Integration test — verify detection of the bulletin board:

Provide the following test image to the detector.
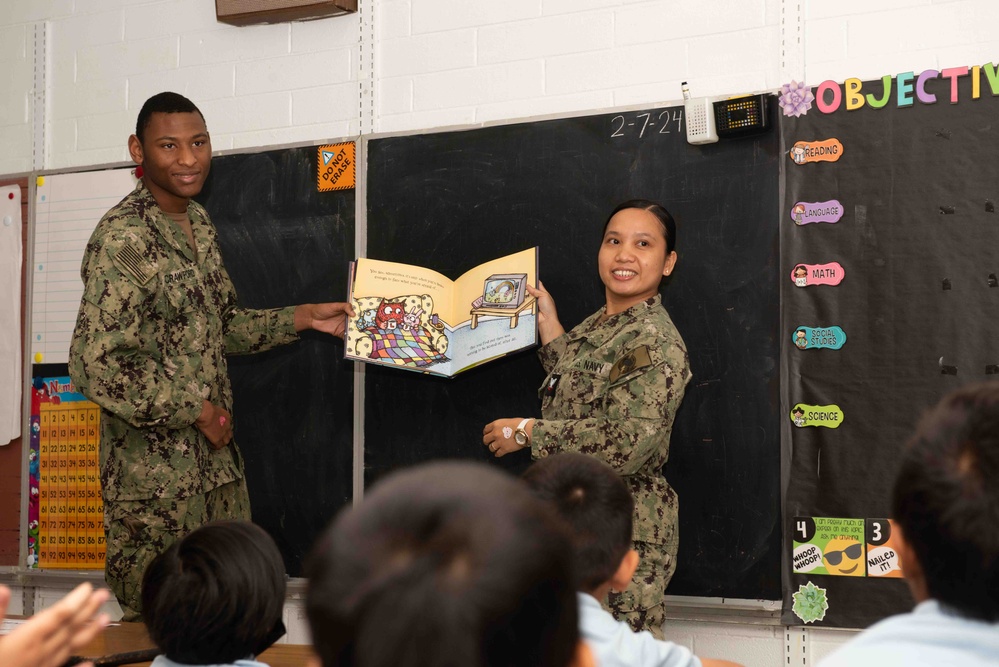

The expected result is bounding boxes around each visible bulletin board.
[780,70,999,627]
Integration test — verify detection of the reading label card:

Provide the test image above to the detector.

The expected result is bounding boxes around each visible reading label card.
[789,138,844,164]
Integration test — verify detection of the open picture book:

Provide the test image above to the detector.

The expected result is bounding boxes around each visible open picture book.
[345,247,538,377]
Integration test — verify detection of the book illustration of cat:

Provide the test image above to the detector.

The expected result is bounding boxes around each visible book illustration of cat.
[374,299,406,330]
[349,295,449,368]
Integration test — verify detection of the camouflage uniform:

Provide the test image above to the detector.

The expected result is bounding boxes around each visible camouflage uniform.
[531,295,691,638]
[69,181,299,619]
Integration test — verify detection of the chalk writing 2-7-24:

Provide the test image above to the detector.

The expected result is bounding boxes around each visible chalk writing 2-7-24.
[611,109,684,139]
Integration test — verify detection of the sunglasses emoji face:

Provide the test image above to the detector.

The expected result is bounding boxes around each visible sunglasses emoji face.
[823,537,865,576]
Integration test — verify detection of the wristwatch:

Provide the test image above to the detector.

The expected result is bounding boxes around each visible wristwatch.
[514,418,532,446]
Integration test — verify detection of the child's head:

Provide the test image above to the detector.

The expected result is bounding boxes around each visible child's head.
[142,520,286,664]
[893,381,999,621]
[523,452,636,594]
[305,461,583,667]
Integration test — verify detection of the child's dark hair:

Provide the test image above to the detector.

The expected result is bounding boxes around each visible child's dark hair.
[305,461,580,667]
[523,452,634,592]
[603,199,677,254]
[141,520,286,664]
[135,91,205,143]
[892,381,999,621]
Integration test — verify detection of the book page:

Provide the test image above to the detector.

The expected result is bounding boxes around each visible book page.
[349,258,454,318]
[453,247,538,327]
[449,247,538,374]
[345,258,457,376]
[447,321,537,375]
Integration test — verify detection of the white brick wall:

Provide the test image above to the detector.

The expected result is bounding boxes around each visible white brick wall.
[4,0,74,25]
[477,12,614,64]
[379,29,477,78]
[3,0,998,171]
[0,0,362,171]
[411,0,541,33]
[804,0,999,84]
[0,23,31,175]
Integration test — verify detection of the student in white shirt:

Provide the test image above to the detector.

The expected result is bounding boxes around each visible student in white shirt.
[820,382,999,667]
[141,521,287,667]
[304,462,596,667]
[524,452,742,667]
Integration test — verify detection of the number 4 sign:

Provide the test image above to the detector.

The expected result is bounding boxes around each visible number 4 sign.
[317,142,356,192]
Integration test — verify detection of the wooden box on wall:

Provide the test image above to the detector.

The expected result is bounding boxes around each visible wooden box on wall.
[216,0,357,26]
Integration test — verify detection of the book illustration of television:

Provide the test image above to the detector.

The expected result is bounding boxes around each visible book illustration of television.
[472,273,527,309]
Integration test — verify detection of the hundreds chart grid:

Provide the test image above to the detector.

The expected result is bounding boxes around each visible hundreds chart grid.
[32,170,136,364]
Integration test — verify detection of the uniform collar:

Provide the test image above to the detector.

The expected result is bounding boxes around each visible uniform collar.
[567,295,662,348]
[133,179,213,263]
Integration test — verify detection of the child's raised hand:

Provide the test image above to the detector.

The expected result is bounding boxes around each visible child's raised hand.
[0,582,110,667]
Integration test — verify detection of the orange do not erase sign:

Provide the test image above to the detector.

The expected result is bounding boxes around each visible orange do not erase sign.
[317,142,356,191]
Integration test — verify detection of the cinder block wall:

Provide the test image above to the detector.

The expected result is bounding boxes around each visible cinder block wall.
[2,1,997,174]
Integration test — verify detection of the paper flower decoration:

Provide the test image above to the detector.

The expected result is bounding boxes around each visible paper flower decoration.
[779,81,815,118]
[792,581,829,623]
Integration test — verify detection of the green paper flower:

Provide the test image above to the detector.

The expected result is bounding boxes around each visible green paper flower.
[792,581,829,623]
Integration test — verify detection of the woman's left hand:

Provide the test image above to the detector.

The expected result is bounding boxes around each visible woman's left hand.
[482,418,528,457]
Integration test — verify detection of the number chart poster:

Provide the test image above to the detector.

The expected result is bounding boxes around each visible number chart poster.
[27,377,104,570]
[780,67,999,627]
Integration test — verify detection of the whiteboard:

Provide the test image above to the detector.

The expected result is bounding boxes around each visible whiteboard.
[31,169,136,365]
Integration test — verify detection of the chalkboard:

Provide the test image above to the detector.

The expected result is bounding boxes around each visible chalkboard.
[365,104,782,600]
[781,76,999,627]
[196,145,355,577]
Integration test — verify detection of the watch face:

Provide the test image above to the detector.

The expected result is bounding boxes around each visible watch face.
[515,430,528,445]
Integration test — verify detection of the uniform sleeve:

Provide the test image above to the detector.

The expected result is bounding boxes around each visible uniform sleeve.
[210,246,299,355]
[537,332,569,374]
[68,242,204,429]
[531,341,690,476]
[222,303,298,355]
